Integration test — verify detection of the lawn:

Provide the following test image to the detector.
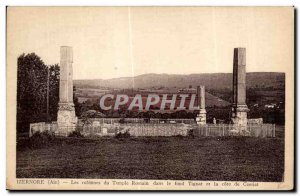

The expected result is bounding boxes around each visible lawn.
[16,134,284,182]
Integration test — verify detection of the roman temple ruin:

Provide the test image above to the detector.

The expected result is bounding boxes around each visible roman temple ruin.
[29,46,275,138]
[56,46,78,136]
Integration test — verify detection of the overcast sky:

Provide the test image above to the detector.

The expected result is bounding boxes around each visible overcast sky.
[7,7,293,79]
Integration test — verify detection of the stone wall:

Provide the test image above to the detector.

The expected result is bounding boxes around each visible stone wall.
[29,120,275,138]
[248,118,263,125]
[193,124,275,137]
[81,123,190,137]
[29,122,57,137]
[83,118,195,124]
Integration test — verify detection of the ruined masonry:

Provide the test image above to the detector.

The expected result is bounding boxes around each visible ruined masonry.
[231,48,249,127]
[56,46,78,136]
[28,46,275,138]
[196,85,206,125]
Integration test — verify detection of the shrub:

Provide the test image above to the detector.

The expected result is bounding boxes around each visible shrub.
[119,118,125,124]
[29,131,55,148]
[188,129,195,138]
[68,130,84,138]
[174,134,184,138]
[115,130,131,139]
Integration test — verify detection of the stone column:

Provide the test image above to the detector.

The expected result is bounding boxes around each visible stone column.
[196,85,206,125]
[57,46,77,136]
[231,48,249,127]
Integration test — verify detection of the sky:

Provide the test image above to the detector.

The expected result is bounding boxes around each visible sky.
[7,7,294,79]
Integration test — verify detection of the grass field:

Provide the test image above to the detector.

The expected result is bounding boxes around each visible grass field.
[17,133,284,182]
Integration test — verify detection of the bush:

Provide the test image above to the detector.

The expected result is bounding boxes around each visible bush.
[174,134,184,138]
[119,118,125,124]
[29,131,55,148]
[115,130,131,139]
[188,129,195,138]
[68,130,84,138]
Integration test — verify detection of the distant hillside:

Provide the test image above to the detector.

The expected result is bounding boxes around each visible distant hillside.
[74,72,285,90]
[205,92,231,107]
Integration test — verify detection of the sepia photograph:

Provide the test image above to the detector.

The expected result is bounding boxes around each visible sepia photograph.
[6,6,294,190]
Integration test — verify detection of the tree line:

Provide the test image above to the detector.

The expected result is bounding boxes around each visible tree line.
[17,53,60,133]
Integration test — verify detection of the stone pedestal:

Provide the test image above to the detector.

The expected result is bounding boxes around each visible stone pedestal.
[196,86,206,125]
[56,46,78,136]
[231,105,249,126]
[56,103,77,136]
[231,48,249,128]
[196,109,207,125]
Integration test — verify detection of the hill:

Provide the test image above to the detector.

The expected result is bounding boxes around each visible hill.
[74,72,285,90]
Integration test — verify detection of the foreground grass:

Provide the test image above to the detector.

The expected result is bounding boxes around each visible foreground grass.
[16,136,284,181]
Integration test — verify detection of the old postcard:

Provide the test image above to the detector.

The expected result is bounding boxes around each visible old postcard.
[6,6,294,190]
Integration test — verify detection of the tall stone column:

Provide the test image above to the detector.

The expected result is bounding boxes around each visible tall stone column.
[196,85,206,125]
[57,46,77,136]
[231,48,249,127]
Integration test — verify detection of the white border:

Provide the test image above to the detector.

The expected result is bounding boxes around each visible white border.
[1,0,298,195]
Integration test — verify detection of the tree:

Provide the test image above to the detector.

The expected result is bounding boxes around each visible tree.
[48,64,60,121]
[17,53,60,133]
[17,53,47,132]
[73,86,82,117]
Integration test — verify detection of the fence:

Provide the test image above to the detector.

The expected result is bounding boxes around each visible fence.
[76,123,189,137]
[87,118,144,124]
[192,124,276,137]
[29,121,275,138]
[29,122,76,137]
[149,118,195,124]
[81,118,196,124]
[29,122,57,137]
[119,123,189,137]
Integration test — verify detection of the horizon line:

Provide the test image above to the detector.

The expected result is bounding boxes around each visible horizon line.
[73,71,285,81]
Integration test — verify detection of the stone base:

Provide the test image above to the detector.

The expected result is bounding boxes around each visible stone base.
[56,103,77,136]
[196,109,206,125]
[231,104,249,131]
